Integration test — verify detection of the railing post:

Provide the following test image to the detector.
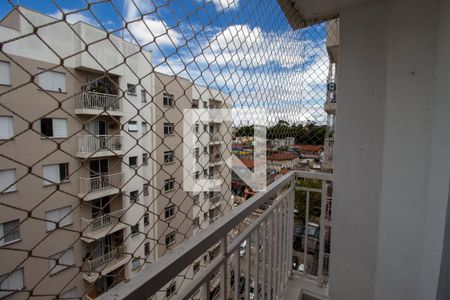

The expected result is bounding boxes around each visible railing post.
[255,225,260,300]
[244,236,250,300]
[317,180,327,287]
[304,191,310,275]
[220,237,227,300]
[261,219,267,300]
[234,248,240,300]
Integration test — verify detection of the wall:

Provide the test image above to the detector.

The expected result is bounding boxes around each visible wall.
[331,0,450,299]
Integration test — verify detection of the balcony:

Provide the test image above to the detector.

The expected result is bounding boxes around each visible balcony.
[75,91,123,116]
[82,246,128,283]
[321,137,334,170]
[81,209,127,242]
[79,173,123,201]
[97,171,332,300]
[209,152,223,164]
[210,132,223,144]
[77,135,124,158]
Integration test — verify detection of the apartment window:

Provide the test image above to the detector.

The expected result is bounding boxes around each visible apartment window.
[166,282,176,298]
[193,123,199,134]
[203,124,207,132]
[49,247,74,275]
[0,219,21,246]
[0,169,16,193]
[193,217,199,229]
[127,83,137,95]
[131,224,139,236]
[37,68,66,92]
[164,205,175,220]
[0,116,13,139]
[128,121,138,132]
[164,151,174,164]
[193,194,199,205]
[43,163,69,185]
[164,179,175,192]
[193,261,200,274]
[143,212,149,226]
[204,212,208,220]
[193,171,200,180]
[129,156,138,168]
[163,93,174,107]
[203,101,207,108]
[194,148,199,159]
[141,89,147,103]
[192,99,199,108]
[203,146,208,154]
[40,118,68,138]
[203,169,208,177]
[0,268,24,298]
[165,231,176,246]
[141,122,148,134]
[143,183,149,196]
[0,61,11,86]
[45,206,72,231]
[60,287,77,299]
[130,190,139,203]
[164,123,174,136]
[142,153,149,165]
[144,242,150,256]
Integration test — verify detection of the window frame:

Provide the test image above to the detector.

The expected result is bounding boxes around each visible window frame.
[45,206,73,232]
[129,156,138,168]
[0,268,24,298]
[141,89,147,103]
[128,121,138,132]
[0,169,17,193]
[0,116,14,140]
[163,123,174,136]
[40,118,68,138]
[0,60,11,86]
[164,151,174,164]
[130,190,139,203]
[42,163,69,186]
[164,205,176,220]
[165,231,176,246]
[36,68,66,93]
[143,212,149,226]
[142,153,149,166]
[127,83,137,95]
[164,178,175,192]
[143,183,149,196]
[131,223,139,236]
[0,219,21,246]
[163,93,174,107]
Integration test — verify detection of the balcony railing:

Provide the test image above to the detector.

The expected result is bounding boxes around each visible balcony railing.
[75,91,122,113]
[84,245,125,272]
[82,209,125,234]
[97,171,333,300]
[79,173,123,196]
[77,135,123,156]
[209,152,222,163]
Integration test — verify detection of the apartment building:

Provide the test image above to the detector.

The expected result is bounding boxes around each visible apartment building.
[152,73,233,298]
[0,6,234,299]
[0,6,153,299]
[321,19,338,172]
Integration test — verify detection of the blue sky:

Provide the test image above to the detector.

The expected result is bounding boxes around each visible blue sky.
[0,0,328,125]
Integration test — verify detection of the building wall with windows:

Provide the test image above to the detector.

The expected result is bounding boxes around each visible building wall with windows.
[0,6,153,299]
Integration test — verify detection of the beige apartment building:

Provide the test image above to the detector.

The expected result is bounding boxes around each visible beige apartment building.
[0,6,232,300]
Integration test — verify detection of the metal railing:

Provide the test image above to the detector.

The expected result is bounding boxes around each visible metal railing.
[75,91,122,112]
[77,135,123,154]
[84,245,125,272]
[97,171,332,300]
[81,209,125,234]
[79,173,123,195]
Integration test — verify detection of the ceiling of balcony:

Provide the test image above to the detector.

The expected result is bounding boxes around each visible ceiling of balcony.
[278,0,377,29]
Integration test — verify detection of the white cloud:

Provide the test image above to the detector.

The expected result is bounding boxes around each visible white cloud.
[49,10,98,26]
[205,0,240,11]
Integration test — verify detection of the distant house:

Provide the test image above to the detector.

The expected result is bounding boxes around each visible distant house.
[291,144,322,159]
[267,151,300,170]
[231,158,265,198]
